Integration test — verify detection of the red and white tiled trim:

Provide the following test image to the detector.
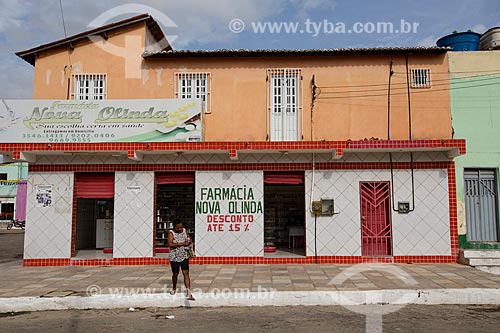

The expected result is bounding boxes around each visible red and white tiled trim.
[23,255,457,267]
[1,139,466,162]
[23,158,459,266]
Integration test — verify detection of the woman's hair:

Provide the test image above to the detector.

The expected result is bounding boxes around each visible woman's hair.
[173,218,182,227]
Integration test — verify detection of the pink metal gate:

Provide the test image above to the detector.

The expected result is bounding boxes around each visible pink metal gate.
[360,182,393,257]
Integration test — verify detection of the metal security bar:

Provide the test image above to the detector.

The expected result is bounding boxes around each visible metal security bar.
[71,74,107,100]
[465,169,499,242]
[268,68,301,141]
[174,72,211,113]
[360,181,393,257]
[410,68,431,88]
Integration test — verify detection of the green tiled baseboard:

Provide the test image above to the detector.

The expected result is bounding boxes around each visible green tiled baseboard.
[459,234,500,249]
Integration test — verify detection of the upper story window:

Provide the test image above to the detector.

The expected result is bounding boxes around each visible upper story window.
[410,68,431,88]
[174,72,211,113]
[71,74,107,100]
[268,68,302,141]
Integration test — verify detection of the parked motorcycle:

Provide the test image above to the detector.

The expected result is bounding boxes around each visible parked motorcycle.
[7,219,25,230]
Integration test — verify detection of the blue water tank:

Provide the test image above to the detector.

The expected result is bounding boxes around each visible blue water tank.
[436,32,481,51]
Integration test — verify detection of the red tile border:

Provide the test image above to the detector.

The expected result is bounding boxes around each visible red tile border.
[1,139,466,158]
[447,162,459,261]
[71,178,77,258]
[29,162,453,173]
[23,255,456,267]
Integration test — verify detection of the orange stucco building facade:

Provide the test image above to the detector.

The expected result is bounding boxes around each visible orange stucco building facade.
[5,14,465,266]
[30,20,452,142]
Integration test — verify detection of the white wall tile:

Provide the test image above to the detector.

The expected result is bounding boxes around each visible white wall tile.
[24,172,73,259]
[305,169,451,257]
[113,172,154,258]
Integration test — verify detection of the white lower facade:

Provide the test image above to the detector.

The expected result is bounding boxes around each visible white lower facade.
[22,152,455,264]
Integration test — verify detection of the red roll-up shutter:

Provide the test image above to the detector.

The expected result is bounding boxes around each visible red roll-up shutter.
[156,172,195,185]
[75,173,115,198]
[264,171,304,185]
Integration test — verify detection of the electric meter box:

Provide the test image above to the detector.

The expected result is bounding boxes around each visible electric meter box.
[312,201,322,215]
[398,201,410,214]
[312,199,335,216]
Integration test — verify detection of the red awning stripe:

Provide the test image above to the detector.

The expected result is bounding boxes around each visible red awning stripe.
[156,172,195,185]
[264,171,304,185]
[75,173,115,198]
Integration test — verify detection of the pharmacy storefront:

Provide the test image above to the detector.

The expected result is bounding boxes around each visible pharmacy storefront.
[0,99,465,266]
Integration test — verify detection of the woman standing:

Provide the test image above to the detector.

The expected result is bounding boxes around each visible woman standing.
[167,219,195,300]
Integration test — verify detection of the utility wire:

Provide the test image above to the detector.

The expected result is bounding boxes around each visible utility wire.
[319,71,500,93]
[316,80,500,99]
[59,0,72,98]
[59,0,68,38]
[318,75,500,95]
[315,100,500,109]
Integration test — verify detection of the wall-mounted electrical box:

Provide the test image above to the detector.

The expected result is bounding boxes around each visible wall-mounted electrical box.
[398,201,410,214]
[312,201,322,215]
[312,199,335,216]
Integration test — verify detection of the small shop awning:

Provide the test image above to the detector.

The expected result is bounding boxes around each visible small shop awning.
[75,173,115,198]
[156,172,195,185]
[264,171,304,185]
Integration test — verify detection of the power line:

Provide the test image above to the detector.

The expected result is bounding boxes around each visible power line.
[318,75,500,95]
[393,69,500,75]
[317,70,500,90]
[316,80,500,99]
[315,100,500,109]
[59,0,68,38]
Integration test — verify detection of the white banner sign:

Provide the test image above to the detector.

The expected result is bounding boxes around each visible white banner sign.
[195,171,264,257]
[0,98,202,143]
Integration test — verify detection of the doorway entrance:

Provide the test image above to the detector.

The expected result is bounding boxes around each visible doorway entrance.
[0,201,14,221]
[465,169,499,242]
[264,171,305,257]
[155,172,195,256]
[74,173,114,258]
[360,181,393,257]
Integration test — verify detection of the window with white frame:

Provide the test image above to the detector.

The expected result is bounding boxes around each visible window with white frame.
[268,68,301,141]
[175,72,211,113]
[72,74,107,100]
[410,68,431,88]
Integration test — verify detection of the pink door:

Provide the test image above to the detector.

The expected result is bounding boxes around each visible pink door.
[360,182,392,257]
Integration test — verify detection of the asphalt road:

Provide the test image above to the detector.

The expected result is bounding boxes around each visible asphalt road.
[0,229,24,264]
[1,305,500,333]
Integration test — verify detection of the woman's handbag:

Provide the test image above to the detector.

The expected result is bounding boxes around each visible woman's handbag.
[186,245,196,259]
[186,234,195,258]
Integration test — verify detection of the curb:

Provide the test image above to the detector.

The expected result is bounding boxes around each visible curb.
[1,288,500,313]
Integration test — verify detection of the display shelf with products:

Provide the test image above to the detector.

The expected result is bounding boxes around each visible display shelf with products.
[264,185,305,247]
[155,185,195,249]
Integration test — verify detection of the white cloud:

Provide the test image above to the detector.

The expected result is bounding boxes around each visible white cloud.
[0,0,26,33]
[0,0,497,99]
[417,35,437,47]
[471,24,486,34]
[0,0,292,98]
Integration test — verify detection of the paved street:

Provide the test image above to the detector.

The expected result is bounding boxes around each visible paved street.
[1,305,500,332]
[0,230,24,264]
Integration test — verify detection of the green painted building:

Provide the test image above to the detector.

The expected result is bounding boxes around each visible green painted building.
[449,51,500,249]
[0,162,28,220]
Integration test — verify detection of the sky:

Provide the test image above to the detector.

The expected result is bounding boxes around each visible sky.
[0,0,499,99]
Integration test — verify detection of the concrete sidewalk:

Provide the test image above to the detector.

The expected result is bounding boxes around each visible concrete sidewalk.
[0,260,499,312]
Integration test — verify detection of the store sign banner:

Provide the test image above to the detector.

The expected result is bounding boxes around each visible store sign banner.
[0,98,202,143]
[0,180,23,186]
[195,171,264,257]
